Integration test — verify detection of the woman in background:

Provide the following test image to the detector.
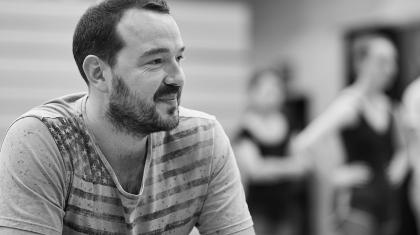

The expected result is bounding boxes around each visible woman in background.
[295,34,406,235]
[401,78,420,234]
[234,65,308,235]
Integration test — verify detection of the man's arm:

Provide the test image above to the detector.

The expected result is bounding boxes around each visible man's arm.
[0,117,66,234]
[196,120,254,235]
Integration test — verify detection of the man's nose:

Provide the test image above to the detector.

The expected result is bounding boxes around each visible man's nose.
[164,61,185,87]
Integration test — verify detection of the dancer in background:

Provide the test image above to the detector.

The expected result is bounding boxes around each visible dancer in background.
[295,34,406,235]
[234,65,308,235]
[401,78,420,234]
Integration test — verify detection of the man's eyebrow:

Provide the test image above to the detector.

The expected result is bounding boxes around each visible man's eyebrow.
[141,48,170,57]
[140,46,185,58]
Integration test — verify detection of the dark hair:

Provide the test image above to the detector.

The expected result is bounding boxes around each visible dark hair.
[72,0,170,84]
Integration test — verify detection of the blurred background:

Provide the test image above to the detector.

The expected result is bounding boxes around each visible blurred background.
[3,0,420,235]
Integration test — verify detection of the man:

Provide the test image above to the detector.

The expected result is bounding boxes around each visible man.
[0,0,254,234]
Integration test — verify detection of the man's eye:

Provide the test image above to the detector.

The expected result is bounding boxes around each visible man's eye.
[150,59,163,65]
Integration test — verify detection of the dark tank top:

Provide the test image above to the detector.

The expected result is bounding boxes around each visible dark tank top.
[237,116,303,221]
[340,112,398,222]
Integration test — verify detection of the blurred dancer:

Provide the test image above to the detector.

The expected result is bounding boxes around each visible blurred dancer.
[295,34,403,235]
[402,78,420,232]
[234,65,307,235]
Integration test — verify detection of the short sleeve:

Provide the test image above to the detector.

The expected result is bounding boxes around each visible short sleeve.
[196,120,253,235]
[0,117,67,234]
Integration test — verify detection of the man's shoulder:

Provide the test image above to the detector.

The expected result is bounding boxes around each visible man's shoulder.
[176,107,219,132]
[179,107,216,121]
[176,107,218,129]
[154,107,218,146]
[7,93,87,147]
[21,92,86,120]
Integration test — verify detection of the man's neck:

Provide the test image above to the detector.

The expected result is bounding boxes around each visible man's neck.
[85,96,148,158]
[84,96,149,193]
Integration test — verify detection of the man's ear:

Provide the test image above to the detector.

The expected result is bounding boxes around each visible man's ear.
[82,55,111,92]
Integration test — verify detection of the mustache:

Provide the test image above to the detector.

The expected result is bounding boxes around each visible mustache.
[154,84,182,99]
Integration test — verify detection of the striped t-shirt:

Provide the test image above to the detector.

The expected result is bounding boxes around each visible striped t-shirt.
[0,93,252,234]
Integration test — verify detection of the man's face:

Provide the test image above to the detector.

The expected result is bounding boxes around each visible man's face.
[105,9,185,136]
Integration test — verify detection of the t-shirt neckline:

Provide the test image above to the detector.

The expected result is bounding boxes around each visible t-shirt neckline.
[79,95,153,200]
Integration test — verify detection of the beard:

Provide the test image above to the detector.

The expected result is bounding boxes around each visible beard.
[105,75,181,137]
